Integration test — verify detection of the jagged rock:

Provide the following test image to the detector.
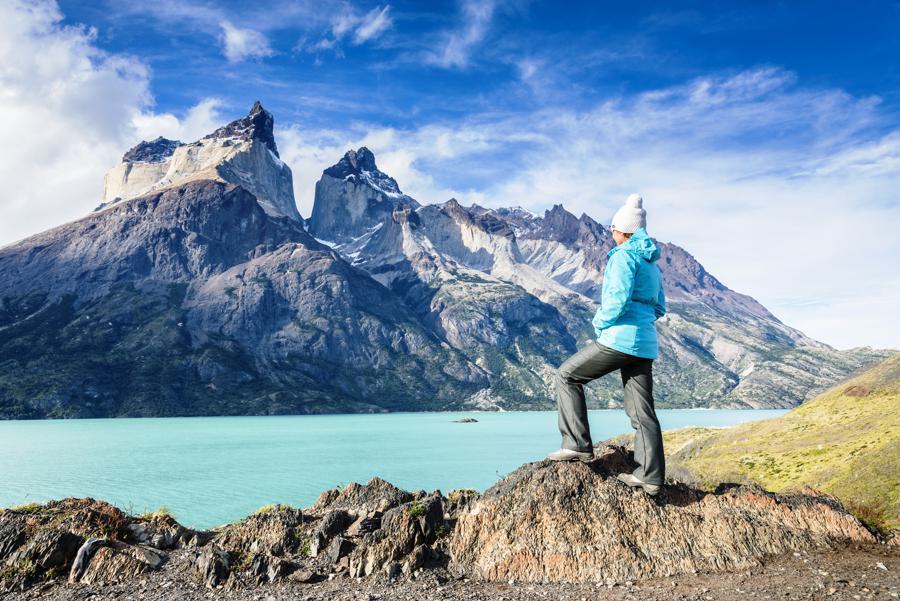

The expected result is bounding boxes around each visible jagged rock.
[215,505,303,556]
[78,544,151,585]
[193,547,230,588]
[32,498,128,540]
[415,494,445,542]
[0,513,27,560]
[309,146,419,245]
[402,544,428,575]
[121,136,184,163]
[5,529,83,583]
[324,477,414,514]
[445,489,481,519]
[247,553,293,584]
[326,536,354,564]
[348,502,424,578]
[309,509,354,556]
[345,512,382,537]
[449,447,877,583]
[307,489,341,513]
[68,537,106,582]
[103,102,300,221]
[125,513,186,549]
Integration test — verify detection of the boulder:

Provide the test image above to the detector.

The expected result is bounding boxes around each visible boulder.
[247,553,293,584]
[348,502,423,578]
[68,537,106,582]
[125,513,187,549]
[402,544,428,575]
[415,494,444,542]
[345,511,382,537]
[326,535,354,563]
[193,547,230,588]
[215,505,302,556]
[449,446,877,583]
[78,545,149,584]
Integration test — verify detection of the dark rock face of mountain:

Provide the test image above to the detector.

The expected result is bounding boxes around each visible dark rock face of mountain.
[0,105,890,418]
[308,147,419,246]
[209,100,280,157]
[121,137,184,163]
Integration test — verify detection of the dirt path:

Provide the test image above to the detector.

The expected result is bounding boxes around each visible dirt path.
[10,543,897,601]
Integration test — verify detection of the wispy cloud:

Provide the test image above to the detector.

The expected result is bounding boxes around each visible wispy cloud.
[219,20,274,63]
[353,5,392,44]
[299,3,393,57]
[424,0,498,68]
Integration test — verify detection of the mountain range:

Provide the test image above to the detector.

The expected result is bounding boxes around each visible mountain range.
[0,102,889,418]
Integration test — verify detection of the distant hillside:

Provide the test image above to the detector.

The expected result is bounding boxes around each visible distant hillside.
[660,353,900,532]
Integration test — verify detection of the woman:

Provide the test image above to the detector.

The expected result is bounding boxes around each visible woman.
[545,193,666,496]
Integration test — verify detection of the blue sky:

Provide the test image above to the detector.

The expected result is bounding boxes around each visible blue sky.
[1,0,899,349]
[60,1,900,127]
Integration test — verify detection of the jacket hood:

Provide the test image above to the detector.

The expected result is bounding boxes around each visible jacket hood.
[609,227,660,262]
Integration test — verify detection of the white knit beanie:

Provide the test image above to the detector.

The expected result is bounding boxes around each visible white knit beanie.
[610,193,646,234]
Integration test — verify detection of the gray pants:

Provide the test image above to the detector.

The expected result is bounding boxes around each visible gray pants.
[553,341,665,485]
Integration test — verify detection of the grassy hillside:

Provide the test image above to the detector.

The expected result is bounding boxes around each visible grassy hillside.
[659,353,900,532]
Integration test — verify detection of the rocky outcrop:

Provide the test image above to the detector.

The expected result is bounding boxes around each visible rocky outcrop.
[448,445,876,583]
[0,451,883,594]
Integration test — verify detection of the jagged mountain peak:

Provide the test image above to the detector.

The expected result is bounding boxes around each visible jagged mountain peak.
[322,146,409,200]
[310,146,420,244]
[101,101,300,222]
[121,136,184,164]
[206,100,279,157]
[324,147,380,177]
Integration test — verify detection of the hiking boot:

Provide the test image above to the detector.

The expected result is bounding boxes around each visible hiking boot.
[616,472,662,496]
[545,448,594,462]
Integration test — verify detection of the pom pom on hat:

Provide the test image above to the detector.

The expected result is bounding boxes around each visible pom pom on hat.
[611,193,647,234]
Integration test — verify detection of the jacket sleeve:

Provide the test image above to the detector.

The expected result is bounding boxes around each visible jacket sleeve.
[654,277,666,320]
[592,251,638,334]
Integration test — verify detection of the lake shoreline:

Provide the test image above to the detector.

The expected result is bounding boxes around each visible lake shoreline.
[0,410,787,529]
[2,444,895,598]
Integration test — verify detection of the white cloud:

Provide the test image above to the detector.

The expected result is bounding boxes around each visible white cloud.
[0,0,222,248]
[425,0,498,68]
[219,20,274,63]
[353,5,392,44]
[131,98,224,142]
[302,3,392,55]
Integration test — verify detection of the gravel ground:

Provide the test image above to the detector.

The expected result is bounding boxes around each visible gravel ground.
[6,543,897,601]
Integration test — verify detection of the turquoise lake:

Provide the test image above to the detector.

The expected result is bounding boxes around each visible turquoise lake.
[0,410,786,529]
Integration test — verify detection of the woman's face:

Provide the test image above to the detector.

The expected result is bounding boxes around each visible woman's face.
[612,228,629,246]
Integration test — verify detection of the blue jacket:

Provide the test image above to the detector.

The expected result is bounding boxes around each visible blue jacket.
[592,228,666,359]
